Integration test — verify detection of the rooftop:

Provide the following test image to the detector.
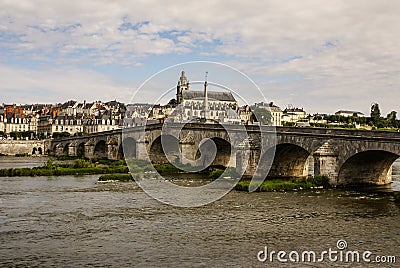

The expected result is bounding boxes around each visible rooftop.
[182,90,236,102]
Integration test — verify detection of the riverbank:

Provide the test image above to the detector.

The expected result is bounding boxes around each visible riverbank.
[0,158,195,179]
[0,158,128,177]
[95,165,236,182]
[234,176,331,192]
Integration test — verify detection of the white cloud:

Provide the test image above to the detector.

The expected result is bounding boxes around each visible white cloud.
[0,64,134,104]
[0,0,399,113]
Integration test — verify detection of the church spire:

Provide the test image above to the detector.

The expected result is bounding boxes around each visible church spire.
[203,71,209,120]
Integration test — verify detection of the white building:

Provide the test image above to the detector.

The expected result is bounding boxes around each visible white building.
[335,110,365,117]
[282,107,307,123]
[125,104,153,127]
[84,117,121,134]
[52,116,84,135]
[254,102,283,126]
[0,115,5,135]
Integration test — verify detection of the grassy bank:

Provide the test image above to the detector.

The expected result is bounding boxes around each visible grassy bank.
[0,158,128,177]
[235,176,331,192]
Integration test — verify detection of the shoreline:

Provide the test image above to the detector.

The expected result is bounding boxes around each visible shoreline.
[0,158,399,198]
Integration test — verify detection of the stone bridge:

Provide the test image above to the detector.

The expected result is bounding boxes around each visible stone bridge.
[49,123,400,186]
[0,140,46,156]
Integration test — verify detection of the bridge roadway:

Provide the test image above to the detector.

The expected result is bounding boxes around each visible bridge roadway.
[47,123,400,186]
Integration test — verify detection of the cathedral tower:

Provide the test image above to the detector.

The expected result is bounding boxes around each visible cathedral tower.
[176,71,190,104]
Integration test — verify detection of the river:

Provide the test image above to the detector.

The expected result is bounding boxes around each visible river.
[0,158,399,267]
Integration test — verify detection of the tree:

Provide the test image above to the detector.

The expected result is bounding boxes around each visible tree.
[52,132,71,139]
[251,107,272,125]
[370,103,383,128]
[371,103,381,118]
[386,111,398,128]
[370,103,381,121]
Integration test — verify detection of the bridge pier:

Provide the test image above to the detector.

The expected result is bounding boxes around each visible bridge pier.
[180,141,197,165]
[236,146,260,178]
[55,144,64,156]
[84,142,95,159]
[107,139,120,160]
[68,142,77,157]
[136,139,148,160]
[313,142,339,185]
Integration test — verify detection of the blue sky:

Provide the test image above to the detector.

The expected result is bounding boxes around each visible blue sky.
[1,0,399,115]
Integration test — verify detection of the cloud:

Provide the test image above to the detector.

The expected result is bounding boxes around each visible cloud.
[0,0,399,114]
[0,64,135,104]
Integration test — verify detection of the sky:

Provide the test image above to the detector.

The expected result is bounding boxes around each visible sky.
[1,0,399,115]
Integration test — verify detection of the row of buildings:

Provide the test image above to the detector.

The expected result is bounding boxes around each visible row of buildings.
[253,102,365,127]
[1,71,367,140]
[0,100,125,139]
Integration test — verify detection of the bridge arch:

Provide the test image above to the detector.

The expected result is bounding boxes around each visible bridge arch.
[32,147,37,155]
[195,137,232,168]
[93,140,107,159]
[77,142,85,158]
[63,143,70,155]
[261,143,311,179]
[52,144,58,156]
[338,150,400,185]
[149,135,180,164]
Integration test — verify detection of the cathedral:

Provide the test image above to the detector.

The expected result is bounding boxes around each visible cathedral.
[175,71,240,123]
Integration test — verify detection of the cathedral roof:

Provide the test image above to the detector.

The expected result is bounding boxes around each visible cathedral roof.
[182,90,236,102]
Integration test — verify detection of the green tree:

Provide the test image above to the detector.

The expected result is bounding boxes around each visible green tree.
[386,111,398,128]
[371,103,381,118]
[251,107,272,125]
[10,132,22,139]
[52,132,71,139]
[369,103,385,128]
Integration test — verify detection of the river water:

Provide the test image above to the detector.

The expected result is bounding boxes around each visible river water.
[0,158,399,267]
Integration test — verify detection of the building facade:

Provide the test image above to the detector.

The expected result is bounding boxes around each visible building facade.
[282,107,307,124]
[254,102,283,126]
[335,110,365,117]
